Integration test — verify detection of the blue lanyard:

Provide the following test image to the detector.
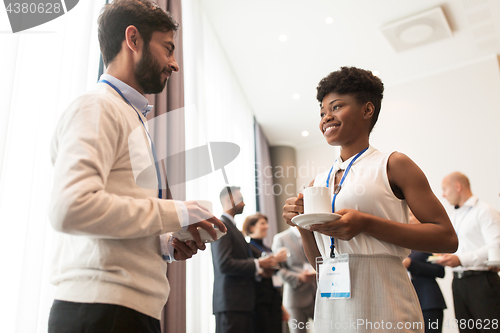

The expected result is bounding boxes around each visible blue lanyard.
[325,147,368,258]
[99,79,162,199]
[250,239,270,254]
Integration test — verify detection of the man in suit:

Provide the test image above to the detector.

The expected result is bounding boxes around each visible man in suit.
[272,227,316,333]
[211,186,276,333]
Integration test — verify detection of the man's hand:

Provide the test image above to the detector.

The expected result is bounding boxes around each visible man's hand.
[259,268,275,278]
[298,270,316,283]
[282,193,304,227]
[436,253,461,267]
[184,201,227,247]
[274,248,289,263]
[487,265,500,273]
[258,255,278,269]
[172,239,202,261]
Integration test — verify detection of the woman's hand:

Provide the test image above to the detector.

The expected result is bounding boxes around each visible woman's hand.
[309,209,367,240]
[282,193,304,227]
[258,255,278,269]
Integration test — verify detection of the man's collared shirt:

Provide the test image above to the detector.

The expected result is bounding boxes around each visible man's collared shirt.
[452,196,500,271]
[100,74,153,117]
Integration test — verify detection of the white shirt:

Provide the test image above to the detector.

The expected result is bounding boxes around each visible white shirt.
[451,196,500,271]
[313,147,410,259]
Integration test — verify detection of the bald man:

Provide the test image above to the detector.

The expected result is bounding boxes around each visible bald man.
[439,172,500,332]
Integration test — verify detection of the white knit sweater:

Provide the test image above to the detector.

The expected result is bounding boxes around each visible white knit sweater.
[49,82,185,319]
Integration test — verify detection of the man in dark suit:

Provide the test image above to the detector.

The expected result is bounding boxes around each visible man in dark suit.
[211,186,276,333]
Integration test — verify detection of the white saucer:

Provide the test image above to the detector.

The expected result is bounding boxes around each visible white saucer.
[173,228,227,243]
[485,260,500,267]
[291,213,342,230]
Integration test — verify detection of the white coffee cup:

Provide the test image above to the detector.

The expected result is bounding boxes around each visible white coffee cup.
[488,247,500,262]
[303,186,332,215]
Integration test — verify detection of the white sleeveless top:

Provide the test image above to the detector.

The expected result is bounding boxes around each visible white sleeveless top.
[313,146,410,259]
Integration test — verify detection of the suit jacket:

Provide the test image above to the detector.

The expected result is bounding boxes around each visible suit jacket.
[407,251,447,311]
[211,215,256,313]
[272,228,316,309]
[248,239,282,307]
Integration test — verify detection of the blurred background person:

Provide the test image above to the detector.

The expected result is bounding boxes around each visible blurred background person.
[438,172,500,332]
[273,227,316,333]
[212,187,277,333]
[243,213,288,333]
[403,210,446,333]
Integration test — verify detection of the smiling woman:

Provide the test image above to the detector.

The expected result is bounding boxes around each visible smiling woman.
[282,66,458,333]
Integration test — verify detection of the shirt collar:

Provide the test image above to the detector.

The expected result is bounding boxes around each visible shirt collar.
[334,145,375,171]
[222,212,236,226]
[461,196,478,208]
[100,74,154,117]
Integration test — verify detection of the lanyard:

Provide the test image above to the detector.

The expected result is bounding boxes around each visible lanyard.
[250,239,270,254]
[99,79,162,199]
[325,147,368,258]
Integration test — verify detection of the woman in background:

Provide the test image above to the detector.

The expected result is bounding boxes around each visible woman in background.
[243,213,288,333]
[403,210,447,333]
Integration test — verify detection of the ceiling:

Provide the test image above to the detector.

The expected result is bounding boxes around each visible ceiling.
[200,0,500,148]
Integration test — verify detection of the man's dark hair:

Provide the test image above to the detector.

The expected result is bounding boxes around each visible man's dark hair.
[98,0,179,66]
[219,186,241,204]
[316,66,384,132]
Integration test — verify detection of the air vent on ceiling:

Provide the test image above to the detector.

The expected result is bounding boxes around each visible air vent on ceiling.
[380,7,453,52]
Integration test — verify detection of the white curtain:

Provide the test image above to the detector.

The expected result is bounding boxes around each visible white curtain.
[0,2,104,332]
[182,1,257,332]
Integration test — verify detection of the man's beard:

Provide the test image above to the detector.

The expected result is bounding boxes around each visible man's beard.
[135,45,171,94]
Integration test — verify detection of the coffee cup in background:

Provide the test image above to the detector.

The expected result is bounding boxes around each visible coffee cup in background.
[303,187,332,215]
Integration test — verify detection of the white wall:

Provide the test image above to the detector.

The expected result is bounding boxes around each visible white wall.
[372,54,500,212]
[182,1,257,333]
[373,54,500,333]
[293,54,500,333]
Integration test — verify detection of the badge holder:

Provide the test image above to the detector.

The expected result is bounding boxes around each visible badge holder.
[315,256,323,284]
[318,253,351,299]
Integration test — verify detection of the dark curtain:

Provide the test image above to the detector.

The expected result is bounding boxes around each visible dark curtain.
[254,121,278,247]
[146,0,186,332]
